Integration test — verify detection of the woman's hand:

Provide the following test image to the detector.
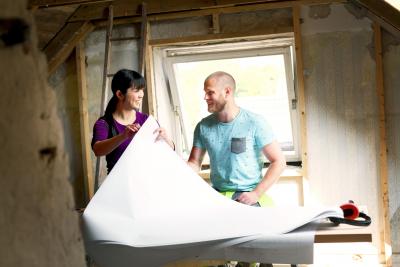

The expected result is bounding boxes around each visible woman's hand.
[123,123,141,139]
[153,127,175,150]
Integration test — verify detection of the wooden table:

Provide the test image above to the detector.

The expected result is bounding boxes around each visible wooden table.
[166,221,373,267]
[314,221,372,243]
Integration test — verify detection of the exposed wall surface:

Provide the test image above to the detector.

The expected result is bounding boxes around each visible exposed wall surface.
[220,8,292,34]
[0,0,86,266]
[301,2,382,250]
[49,54,85,208]
[382,30,400,260]
[151,16,210,39]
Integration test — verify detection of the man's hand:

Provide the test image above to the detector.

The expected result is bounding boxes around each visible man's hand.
[236,191,260,206]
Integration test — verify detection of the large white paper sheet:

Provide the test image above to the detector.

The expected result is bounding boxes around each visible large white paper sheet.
[83,116,342,266]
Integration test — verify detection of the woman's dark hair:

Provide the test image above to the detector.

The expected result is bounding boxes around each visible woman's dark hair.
[103,69,146,120]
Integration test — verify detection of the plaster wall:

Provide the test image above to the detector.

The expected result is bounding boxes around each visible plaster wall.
[382,30,400,259]
[301,2,382,252]
[151,16,210,39]
[49,55,86,207]
[220,8,292,34]
[0,0,86,266]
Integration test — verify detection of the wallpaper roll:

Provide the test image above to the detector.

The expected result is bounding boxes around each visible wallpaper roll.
[82,116,342,267]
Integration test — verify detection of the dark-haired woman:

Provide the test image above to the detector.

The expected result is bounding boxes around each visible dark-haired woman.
[91,69,174,174]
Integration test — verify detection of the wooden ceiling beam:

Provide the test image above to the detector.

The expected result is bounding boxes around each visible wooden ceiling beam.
[29,0,110,9]
[350,0,400,35]
[69,0,344,23]
[46,21,95,75]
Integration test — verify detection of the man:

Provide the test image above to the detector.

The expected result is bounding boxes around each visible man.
[188,71,286,206]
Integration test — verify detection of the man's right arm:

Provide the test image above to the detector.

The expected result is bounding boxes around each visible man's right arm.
[187,146,206,173]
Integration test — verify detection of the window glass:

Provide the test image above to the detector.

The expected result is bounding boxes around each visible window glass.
[173,54,295,159]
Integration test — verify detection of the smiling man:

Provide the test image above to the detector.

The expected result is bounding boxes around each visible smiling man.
[187,71,286,207]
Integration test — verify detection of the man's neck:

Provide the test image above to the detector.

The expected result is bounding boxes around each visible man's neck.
[217,104,240,123]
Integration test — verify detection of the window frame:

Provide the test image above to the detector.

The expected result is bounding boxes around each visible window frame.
[162,39,301,162]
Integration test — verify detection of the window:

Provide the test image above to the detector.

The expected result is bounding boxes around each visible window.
[162,38,300,163]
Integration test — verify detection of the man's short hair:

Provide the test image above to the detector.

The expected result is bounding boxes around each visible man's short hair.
[205,71,236,92]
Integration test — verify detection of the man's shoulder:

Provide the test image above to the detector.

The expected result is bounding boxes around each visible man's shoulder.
[239,108,264,122]
[198,113,216,126]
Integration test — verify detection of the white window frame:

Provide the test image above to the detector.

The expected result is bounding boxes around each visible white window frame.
[161,38,301,162]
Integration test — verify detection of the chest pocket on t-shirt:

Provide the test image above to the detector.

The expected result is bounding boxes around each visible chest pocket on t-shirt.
[231,137,246,154]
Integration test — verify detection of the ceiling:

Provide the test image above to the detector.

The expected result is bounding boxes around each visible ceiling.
[29,0,400,74]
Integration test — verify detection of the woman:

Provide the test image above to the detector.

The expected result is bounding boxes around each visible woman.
[92,69,174,173]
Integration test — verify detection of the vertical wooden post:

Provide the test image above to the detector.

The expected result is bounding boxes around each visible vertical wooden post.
[292,4,308,204]
[139,2,148,76]
[76,42,94,201]
[95,5,114,191]
[374,21,392,267]
[212,13,220,34]
[145,40,157,117]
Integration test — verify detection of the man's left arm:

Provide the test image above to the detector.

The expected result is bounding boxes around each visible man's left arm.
[236,140,286,205]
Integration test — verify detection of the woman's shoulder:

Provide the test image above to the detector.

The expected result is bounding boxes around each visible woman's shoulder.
[136,110,149,123]
[94,117,110,128]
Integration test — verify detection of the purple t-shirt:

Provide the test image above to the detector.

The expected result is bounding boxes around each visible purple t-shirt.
[91,111,148,173]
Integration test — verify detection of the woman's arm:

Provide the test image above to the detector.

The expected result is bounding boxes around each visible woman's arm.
[92,123,140,156]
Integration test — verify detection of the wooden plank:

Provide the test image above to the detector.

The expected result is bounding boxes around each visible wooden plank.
[149,27,293,46]
[100,5,113,114]
[29,0,109,8]
[46,21,94,75]
[212,12,220,34]
[349,0,400,39]
[145,26,157,117]
[94,5,113,191]
[352,0,400,32]
[315,222,372,243]
[292,4,309,205]
[75,41,94,201]
[138,2,148,76]
[374,22,392,267]
[71,0,344,23]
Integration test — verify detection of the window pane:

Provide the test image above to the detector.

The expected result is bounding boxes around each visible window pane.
[174,54,294,158]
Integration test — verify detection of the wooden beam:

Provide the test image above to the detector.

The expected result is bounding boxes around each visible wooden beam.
[149,27,293,46]
[138,2,148,76]
[212,13,221,34]
[374,22,392,267]
[351,0,400,33]
[292,4,308,204]
[46,21,94,75]
[75,41,94,202]
[70,0,344,23]
[145,41,156,117]
[29,0,110,9]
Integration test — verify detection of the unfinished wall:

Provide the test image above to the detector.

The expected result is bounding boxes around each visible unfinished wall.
[0,1,86,266]
[49,54,85,208]
[382,29,400,262]
[301,2,382,252]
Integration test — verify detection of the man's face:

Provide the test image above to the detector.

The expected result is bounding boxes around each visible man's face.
[203,78,227,113]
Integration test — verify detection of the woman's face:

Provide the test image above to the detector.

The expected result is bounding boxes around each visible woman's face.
[121,86,144,110]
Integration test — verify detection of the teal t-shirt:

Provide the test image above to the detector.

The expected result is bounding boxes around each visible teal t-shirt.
[193,108,275,191]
